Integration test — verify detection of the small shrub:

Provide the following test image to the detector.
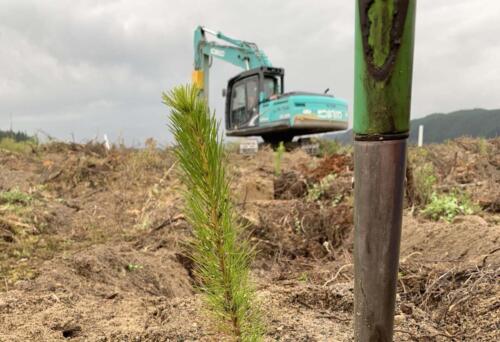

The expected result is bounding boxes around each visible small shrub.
[317,139,341,156]
[307,174,337,202]
[0,188,32,205]
[413,163,437,205]
[126,263,143,272]
[298,272,309,283]
[422,192,476,222]
[331,193,343,207]
[0,137,37,154]
[274,141,285,176]
[477,138,489,156]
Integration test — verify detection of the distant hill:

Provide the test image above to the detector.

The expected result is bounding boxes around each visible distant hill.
[327,108,500,144]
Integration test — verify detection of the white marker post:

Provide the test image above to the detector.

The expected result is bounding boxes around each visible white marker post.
[103,134,111,150]
[418,125,424,147]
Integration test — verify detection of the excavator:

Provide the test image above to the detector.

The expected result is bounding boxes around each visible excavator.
[192,26,348,145]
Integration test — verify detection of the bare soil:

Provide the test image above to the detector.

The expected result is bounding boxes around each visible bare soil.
[0,138,498,341]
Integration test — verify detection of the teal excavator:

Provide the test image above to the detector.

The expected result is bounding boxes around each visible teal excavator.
[193,26,348,145]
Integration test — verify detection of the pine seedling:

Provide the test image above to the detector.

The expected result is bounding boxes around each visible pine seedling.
[274,141,285,176]
[163,85,263,341]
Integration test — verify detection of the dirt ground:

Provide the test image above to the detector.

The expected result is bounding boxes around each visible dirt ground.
[0,138,498,341]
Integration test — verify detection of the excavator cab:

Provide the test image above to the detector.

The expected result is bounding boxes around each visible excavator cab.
[225,67,284,132]
[225,66,348,144]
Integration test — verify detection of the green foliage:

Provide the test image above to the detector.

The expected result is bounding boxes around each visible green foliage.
[413,162,437,205]
[331,193,343,207]
[274,142,285,176]
[163,85,263,341]
[307,174,337,202]
[126,263,143,272]
[477,138,489,156]
[317,139,341,156]
[407,148,437,206]
[0,137,37,154]
[0,130,37,154]
[0,188,32,206]
[297,272,309,283]
[422,192,476,222]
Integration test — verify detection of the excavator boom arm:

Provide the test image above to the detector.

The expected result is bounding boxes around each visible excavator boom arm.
[193,26,271,98]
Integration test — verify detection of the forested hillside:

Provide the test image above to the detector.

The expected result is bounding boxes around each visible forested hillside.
[327,108,499,144]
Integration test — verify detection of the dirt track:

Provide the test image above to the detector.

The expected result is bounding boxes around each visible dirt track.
[0,138,498,341]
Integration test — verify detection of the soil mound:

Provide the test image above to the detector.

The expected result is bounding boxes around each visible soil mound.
[21,244,192,299]
[401,214,500,266]
[246,201,353,260]
[307,154,352,181]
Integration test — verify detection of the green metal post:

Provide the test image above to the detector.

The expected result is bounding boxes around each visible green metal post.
[353,1,416,341]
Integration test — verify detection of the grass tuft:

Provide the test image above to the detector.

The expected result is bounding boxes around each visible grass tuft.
[422,192,477,222]
[413,162,437,205]
[0,137,37,154]
[307,174,337,202]
[274,142,285,176]
[0,188,32,205]
[163,85,263,341]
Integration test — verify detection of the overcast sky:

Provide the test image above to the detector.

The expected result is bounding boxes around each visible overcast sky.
[0,0,499,145]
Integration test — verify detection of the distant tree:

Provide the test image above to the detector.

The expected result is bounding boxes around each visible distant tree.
[0,130,33,142]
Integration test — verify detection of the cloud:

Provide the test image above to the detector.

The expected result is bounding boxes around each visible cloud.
[0,0,498,144]
[412,0,500,115]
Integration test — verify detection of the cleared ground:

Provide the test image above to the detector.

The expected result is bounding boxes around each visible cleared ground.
[0,138,498,341]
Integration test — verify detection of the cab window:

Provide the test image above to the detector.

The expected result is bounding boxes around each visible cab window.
[231,82,246,111]
[230,81,246,127]
[246,76,258,113]
[264,76,278,100]
[230,75,258,128]
[263,76,281,99]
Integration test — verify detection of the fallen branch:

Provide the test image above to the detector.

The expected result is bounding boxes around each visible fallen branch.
[323,263,353,287]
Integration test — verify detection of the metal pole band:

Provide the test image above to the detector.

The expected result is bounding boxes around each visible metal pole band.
[354,132,409,142]
[353,138,407,342]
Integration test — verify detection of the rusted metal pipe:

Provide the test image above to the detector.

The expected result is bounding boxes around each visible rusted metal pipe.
[354,139,407,341]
